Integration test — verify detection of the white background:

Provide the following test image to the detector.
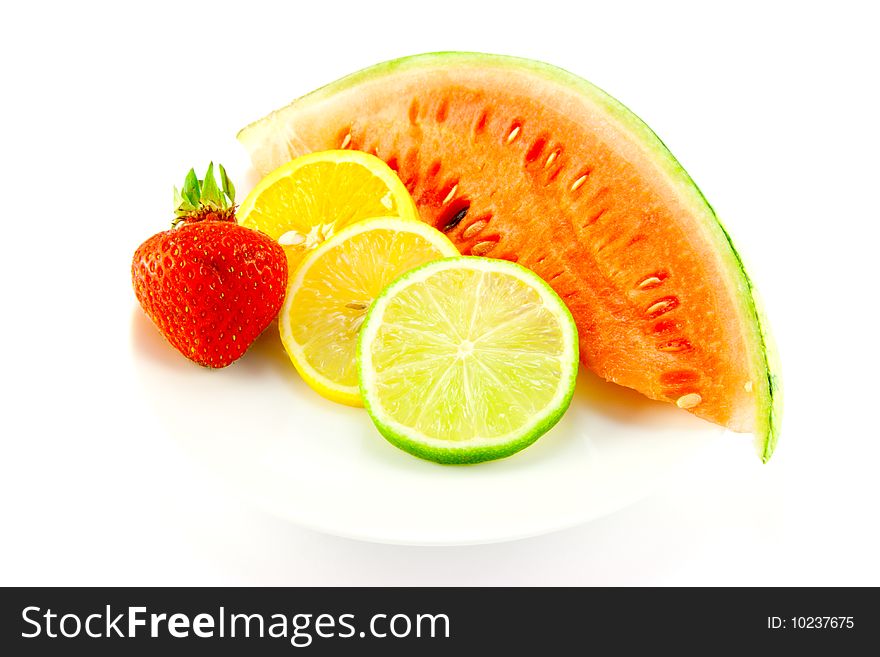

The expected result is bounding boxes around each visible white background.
[2,0,878,585]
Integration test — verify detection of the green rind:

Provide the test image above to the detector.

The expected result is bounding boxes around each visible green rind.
[366,403,570,465]
[240,52,781,460]
[357,257,579,465]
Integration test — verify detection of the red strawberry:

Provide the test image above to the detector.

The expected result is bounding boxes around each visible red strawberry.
[132,163,287,368]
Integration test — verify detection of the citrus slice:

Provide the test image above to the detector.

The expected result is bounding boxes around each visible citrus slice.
[237,150,420,270]
[279,217,458,406]
[358,257,579,464]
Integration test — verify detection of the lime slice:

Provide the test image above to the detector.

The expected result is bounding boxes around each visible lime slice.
[358,257,579,464]
[238,150,419,271]
[279,217,458,406]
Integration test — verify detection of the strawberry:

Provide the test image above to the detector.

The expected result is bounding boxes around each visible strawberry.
[132,163,287,368]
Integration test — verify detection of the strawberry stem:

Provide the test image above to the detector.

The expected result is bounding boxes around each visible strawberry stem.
[172,163,237,226]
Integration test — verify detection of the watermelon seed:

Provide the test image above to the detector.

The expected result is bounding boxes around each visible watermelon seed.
[339,132,352,149]
[471,240,497,257]
[571,172,590,192]
[545,150,560,169]
[442,184,459,206]
[506,124,522,144]
[646,296,679,318]
[441,202,470,232]
[676,393,702,409]
[744,381,753,392]
[636,273,667,290]
[462,219,490,240]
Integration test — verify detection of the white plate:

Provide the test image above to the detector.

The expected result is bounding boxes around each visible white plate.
[130,153,725,545]
[131,310,723,546]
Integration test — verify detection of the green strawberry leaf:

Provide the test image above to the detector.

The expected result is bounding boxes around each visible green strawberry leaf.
[173,163,237,223]
[182,168,201,207]
[173,185,198,216]
[219,163,235,205]
[200,162,223,209]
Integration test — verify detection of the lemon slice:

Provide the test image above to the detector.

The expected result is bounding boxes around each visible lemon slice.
[238,150,420,271]
[279,217,458,406]
[358,257,579,464]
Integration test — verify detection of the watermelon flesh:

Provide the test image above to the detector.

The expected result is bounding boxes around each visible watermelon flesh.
[238,53,781,461]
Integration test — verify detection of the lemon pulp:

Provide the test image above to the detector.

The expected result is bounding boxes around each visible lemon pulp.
[238,150,419,271]
[279,217,458,406]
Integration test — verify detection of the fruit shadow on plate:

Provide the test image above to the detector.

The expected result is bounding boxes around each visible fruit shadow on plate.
[130,307,299,392]
[129,306,183,372]
[573,368,687,426]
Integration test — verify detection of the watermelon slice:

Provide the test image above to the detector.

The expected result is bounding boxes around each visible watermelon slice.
[238,52,781,461]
